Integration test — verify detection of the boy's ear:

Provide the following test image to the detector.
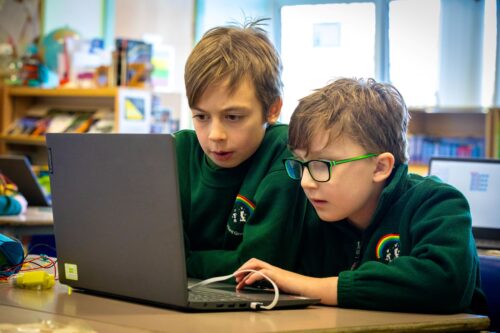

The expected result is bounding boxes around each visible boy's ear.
[266,98,283,124]
[373,152,395,183]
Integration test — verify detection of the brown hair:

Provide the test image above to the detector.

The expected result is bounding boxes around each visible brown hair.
[184,19,283,117]
[289,78,409,165]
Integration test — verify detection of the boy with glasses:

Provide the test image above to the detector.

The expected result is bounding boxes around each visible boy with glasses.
[235,78,487,314]
[175,20,310,279]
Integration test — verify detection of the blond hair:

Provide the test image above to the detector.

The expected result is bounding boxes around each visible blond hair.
[184,19,283,117]
[289,78,409,165]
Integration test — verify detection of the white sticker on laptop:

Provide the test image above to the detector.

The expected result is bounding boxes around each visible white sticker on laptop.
[64,263,79,280]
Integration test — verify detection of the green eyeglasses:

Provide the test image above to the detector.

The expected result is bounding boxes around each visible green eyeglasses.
[282,153,378,182]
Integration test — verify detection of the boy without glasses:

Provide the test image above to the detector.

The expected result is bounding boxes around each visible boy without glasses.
[236,78,487,314]
[174,20,310,279]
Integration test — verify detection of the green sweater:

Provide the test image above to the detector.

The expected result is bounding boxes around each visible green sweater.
[299,164,487,314]
[175,124,309,279]
[0,196,21,216]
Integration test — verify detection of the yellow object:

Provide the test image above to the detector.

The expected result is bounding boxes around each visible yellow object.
[10,271,55,290]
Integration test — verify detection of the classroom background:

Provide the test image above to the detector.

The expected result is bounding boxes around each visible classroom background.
[0,0,498,174]
[0,1,499,331]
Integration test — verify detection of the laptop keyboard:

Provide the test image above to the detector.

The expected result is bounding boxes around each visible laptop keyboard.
[188,287,255,302]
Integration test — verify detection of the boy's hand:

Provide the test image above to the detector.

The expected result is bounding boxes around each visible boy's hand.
[235,258,290,292]
[235,258,311,296]
[234,258,339,305]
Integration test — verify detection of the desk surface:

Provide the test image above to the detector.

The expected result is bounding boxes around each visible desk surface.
[0,304,149,332]
[0,206,53,236]
[0,206,53,224]
[0,282,489,333]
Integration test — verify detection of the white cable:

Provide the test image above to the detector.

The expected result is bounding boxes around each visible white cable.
[188,273,234,290]
[188,269,279,310]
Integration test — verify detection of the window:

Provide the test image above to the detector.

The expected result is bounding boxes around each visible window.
[482,0,497,106]
[280,2,376,122]
[277,0,498,120]
[389,0,440,107]
[194,0,499,122]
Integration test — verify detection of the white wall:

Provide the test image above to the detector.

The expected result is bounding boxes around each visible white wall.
[195,0,274,42]
[439,0,485,106]
[115,0,194,128]
[44,0,104,39]
[0,0,41,54]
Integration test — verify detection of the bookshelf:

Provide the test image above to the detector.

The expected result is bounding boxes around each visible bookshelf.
[0,86,152,165]
[0,85,4,135]
[408,107,499,175]
[486,108,500,159]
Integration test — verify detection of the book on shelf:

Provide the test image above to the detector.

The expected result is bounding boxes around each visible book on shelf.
[46,111,78,133]
[87,109,114,133]
[5,105,48,136]
[408,135,485,165]
[61,113,94,133]
[6,116,40,136]
[115,38,152,87]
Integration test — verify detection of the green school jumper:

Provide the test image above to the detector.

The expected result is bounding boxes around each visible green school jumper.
[175,124,309,279]
[0,196,21,216]
[299,164,487,314]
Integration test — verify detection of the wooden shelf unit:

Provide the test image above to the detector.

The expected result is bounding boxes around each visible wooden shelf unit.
[407,107,499,175]
[0,86,151,165]
[0,134,46,146]
[409,107,488,138]
[486,108,500,159]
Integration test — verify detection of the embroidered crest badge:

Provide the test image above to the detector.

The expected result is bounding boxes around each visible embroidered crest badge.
[376,234,401,263]
[226,194,255,236]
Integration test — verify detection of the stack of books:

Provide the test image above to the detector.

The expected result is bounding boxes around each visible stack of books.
[115,38,153,87]
[408,135,485,164]
[6,107,115,136]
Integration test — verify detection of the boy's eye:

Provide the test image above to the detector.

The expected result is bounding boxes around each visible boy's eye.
[192,114,208,121]
[225,114,244,121]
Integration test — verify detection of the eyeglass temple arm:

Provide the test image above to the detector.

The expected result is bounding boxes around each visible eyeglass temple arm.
[333,153,379,166]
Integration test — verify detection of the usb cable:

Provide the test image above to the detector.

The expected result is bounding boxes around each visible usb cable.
[188,269,279,310]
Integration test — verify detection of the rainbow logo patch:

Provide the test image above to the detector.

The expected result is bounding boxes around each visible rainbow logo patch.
[376,234,400,259]
[228,194,256,237]
[235,194,256,215]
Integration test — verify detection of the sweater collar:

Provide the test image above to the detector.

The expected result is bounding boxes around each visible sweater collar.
[200,152,253,188]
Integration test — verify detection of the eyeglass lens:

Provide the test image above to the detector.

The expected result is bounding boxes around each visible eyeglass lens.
[285,160,303,179]
[308,161,330,181]
[285,160,330,182]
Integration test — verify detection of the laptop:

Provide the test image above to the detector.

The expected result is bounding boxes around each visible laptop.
[46,133,319,311]
[428,157,500,250]
[0,155,51,207]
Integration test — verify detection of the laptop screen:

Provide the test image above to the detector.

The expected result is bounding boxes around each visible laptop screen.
[0,155,51,207]
[428,157,500,244]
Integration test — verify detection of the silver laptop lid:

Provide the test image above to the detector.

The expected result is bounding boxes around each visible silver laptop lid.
[428,157,500,247]
[46,133,188,308]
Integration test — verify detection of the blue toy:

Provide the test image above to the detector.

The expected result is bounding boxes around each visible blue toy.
[0,233,24,277]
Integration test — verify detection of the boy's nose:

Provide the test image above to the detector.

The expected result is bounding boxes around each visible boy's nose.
[208,122,227,141]
[300,168,317,189]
